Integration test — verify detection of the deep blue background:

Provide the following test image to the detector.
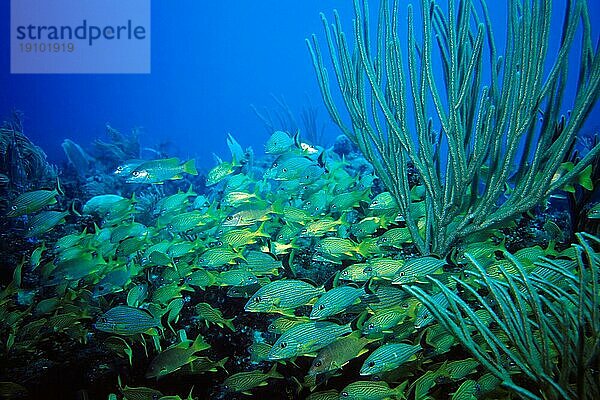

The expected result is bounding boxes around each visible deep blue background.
[1,1,598,173]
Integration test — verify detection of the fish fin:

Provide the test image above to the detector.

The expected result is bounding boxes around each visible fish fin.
[394,380,409,395]
[267,363,284,379]
[225,318,236,332]
[70,200,81,217]
[255,221,270,238]
[212,153,223,164]
[286,249,297,277]
[357,348,370,357]
[317,150,327,170]
[56,176,64,196]
[331,270,341,288]
[182,159,198,175]
[185,386,195,400]
[270,199,285,215]
[192,334,209,352]
[290,376,304,396]
[363,277,375,295]
[292,130,301,148]
[217,357,229,373]
[353,310,370,331]
[278,309,296,318]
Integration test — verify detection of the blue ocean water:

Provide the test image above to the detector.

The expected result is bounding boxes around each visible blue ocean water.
[0,0,598,169]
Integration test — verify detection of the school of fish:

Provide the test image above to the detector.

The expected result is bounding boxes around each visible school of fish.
[0,130,591,400]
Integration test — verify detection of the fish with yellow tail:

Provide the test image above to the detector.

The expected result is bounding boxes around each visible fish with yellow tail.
[267,321,352,360]
[126,157,197,184]
[223,364,283,395]
[6,178,63,217]
[339,380,407,400]
[146,334,210,379]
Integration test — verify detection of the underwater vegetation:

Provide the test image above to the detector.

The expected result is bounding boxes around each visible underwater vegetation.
[251,94,328,147]
[307,0,600,255]
[0,112,56,191]
[0,0,599,400]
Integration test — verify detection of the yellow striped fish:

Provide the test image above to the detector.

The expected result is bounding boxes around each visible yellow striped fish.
[359,343,421,375]
[245,279,324,314]
[267,321,352,360]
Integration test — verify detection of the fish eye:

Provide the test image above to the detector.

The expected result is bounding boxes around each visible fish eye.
[116,166,123,172]
[167,224,174,230]
[132,171,140,177]
[368,323,374,330]
[341,392,349,398]
[217,241,223,246]
[422,312,429,319]
[372,200,378,205]
[315,361,322,367]
[364,267,372,273]
[226,216,233,221]
[282,168,287,173]
[279,341,287,349]
[318,304,325,310]
[98,316,107,323]
[10,205,17,211]
[368,361,375,367]
[253,296,262,303]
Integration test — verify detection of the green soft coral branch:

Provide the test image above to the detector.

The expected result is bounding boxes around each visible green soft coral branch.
[405,232,600,400]
[308,0,600,255]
